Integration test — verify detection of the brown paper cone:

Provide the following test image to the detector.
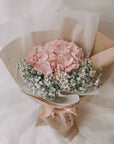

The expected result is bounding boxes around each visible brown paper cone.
[91,32,114,55]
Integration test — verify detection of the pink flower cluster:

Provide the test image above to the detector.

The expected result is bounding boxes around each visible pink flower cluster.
[27,40,84,75]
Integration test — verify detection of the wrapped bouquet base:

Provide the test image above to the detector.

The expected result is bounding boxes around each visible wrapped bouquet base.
[27,92,79,139]
[39,104,78,139]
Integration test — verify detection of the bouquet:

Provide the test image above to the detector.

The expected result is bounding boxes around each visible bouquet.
[17,39,102,101]
[0,11,113,139]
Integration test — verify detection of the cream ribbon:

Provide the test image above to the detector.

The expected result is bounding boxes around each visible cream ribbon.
[40,105,77,129]
[25,92,78,129]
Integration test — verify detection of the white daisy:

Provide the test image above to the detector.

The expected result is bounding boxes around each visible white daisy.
[39,81,43,85]
[70,79,76,86]
[90,70,96,77]
[34,83,40,89]
[63,86,70,92]
[44,80,50,86]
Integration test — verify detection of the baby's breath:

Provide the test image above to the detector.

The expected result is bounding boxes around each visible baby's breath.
[17,58,102,101]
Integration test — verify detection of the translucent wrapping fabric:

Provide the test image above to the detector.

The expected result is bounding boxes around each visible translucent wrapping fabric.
[0,11,100,106]
[0,11,101,139]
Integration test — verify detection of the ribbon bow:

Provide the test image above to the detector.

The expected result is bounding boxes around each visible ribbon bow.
[40,105,77,129]
[25,93,78,130]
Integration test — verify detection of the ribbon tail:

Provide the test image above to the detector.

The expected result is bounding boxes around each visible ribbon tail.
[40,105,54,118]
[65,105,77,116]
[39,105,77,130]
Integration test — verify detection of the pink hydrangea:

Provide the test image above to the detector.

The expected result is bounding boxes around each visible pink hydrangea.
[27,40,84,75]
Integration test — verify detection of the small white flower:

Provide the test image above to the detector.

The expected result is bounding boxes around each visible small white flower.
[90,70,96,77]
[41,88,45,92]
[30,77,34,81]
[82,74,87,79]
[60,79,66,84]
[72,75,75,79]
[44,80,50,86]
[63,86,70,92]
[61,72,69,79]
[77,77,81,81]
[72,71,76,75]
[39,81,43,85]
[48,89,56,96]
[61,81,68,87]
[50,75,55,80]
[51,87,56,92]
[56,79,60,84]
[79,87,84,91]
[26,71,29,75]
[37,71,42,75]
[34,77,41,82]
[73,88,78,93]
[56,74,62,81]
[34,83,40,89]
[95,79,100,86]
[70,79,76,86]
